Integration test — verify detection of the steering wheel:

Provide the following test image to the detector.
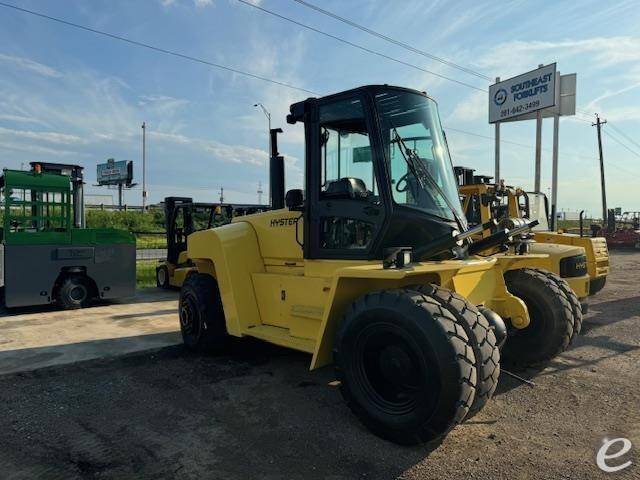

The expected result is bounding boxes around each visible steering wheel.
[395,173,411,193]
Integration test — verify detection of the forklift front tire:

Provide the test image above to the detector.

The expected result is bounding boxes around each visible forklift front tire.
[179,273,228,353]
[334,289,477,445]
[56,275,92,310]
[502,268,574,368]
[156,265,170,289]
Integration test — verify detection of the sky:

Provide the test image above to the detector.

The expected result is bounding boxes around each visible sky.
[0,0,639,216]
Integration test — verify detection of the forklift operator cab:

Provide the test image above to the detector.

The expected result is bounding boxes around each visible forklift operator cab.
[293,85,466,260]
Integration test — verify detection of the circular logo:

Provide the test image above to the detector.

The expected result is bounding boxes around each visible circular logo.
[494,88,507,106]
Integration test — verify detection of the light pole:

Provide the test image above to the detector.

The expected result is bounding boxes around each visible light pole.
[142,121,147,211]
[254,103,271,203]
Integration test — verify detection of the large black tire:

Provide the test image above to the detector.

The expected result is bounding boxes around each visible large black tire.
[589,276,607,296]
[542,271,583,341]
[56,275,93,310]
[179,273,228,353]
[334,289,477,445]
[408,284,500,420]
[503,268,574,368]
[156,265,170,289]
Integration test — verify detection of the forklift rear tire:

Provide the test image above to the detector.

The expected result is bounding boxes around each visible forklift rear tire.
[588,276,607,296]
[502,269,574,368]
[407,284,500,420]
[179,273,228,353]
[542,272,583,342]
[56,275,93,310]
[334,289,477,445]
[156,265,170,289]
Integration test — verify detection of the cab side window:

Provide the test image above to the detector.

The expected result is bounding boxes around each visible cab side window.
[317,98,379,250]
[320,99,379,202]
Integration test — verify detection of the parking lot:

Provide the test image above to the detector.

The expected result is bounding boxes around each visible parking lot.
[0,251,638,479]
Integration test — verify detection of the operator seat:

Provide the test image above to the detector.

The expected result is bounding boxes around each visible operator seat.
[323,177,369,200]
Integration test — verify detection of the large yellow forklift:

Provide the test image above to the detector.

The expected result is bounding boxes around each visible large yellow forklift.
[456,167,609,298]
[178,85,579,444]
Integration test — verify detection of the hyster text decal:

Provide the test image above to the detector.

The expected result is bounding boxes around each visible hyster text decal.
[270,217,297,227]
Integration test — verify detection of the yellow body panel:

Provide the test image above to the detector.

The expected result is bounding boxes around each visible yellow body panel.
[186,210,530,370]
[170,266,193,288]
[533,232,610,280]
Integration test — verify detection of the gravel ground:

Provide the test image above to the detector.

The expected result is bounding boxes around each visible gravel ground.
[0,251,638,480]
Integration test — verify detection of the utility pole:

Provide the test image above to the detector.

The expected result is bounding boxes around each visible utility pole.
[257,181,263,204]
[142,122,147,211]
[592,114,607,227]
[219,187,224,204]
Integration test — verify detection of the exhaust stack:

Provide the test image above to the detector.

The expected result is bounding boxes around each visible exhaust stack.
[270,128,285,209]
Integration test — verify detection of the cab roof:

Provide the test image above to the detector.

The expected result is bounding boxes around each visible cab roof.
[287,84,432,124]
[1,169,71,191]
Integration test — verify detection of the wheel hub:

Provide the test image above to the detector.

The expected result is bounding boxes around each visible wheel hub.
[69,285,86,302]
[180,297,197,335]
[379,344,416,387]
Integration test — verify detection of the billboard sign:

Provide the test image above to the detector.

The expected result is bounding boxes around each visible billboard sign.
[489,63,557,123]
[97,159,133,186]
[501,73,576,122]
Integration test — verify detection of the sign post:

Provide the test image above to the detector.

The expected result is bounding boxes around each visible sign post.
[494,76,501,183]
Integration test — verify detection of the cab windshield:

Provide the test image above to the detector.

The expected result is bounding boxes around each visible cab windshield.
[375,91,465,224]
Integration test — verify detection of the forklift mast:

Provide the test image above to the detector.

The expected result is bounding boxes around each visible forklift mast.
[29,162,85,228]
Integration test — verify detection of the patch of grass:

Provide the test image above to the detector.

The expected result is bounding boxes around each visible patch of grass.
[87,209,165,232]
[135,234,166,249]
[137,260,158,289]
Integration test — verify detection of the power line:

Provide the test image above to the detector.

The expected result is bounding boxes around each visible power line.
[447,125,640,180]
[235,0,487,93]
[603,129,640,160]
[289,0,491,81]
[0,1,320,96]
[608,122,640,151]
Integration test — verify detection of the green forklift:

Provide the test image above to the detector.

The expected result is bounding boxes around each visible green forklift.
[0,162,136,309]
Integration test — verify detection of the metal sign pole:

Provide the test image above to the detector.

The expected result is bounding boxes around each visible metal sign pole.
[534,109,543,192]
[494,76,500,183]
[534,64,544,193]
[551,113,559,230]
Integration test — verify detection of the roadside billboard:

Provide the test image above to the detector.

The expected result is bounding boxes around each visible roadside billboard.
[489,63,557,123]
[97,159,133,186]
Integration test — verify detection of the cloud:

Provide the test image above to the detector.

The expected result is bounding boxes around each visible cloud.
[0,53,61,78]
[0,140,79,157]
[476,37,640,77]
[446,90,487,124]
[138,95,190,115]
[194,0,213,6]
[150,131,267,166]
[0,114,48,126]
[0,126,87,145]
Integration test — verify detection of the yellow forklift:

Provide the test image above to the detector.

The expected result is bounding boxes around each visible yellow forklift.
[177,85,580,444]
[156,197,269,288]
[456,167,609,297]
